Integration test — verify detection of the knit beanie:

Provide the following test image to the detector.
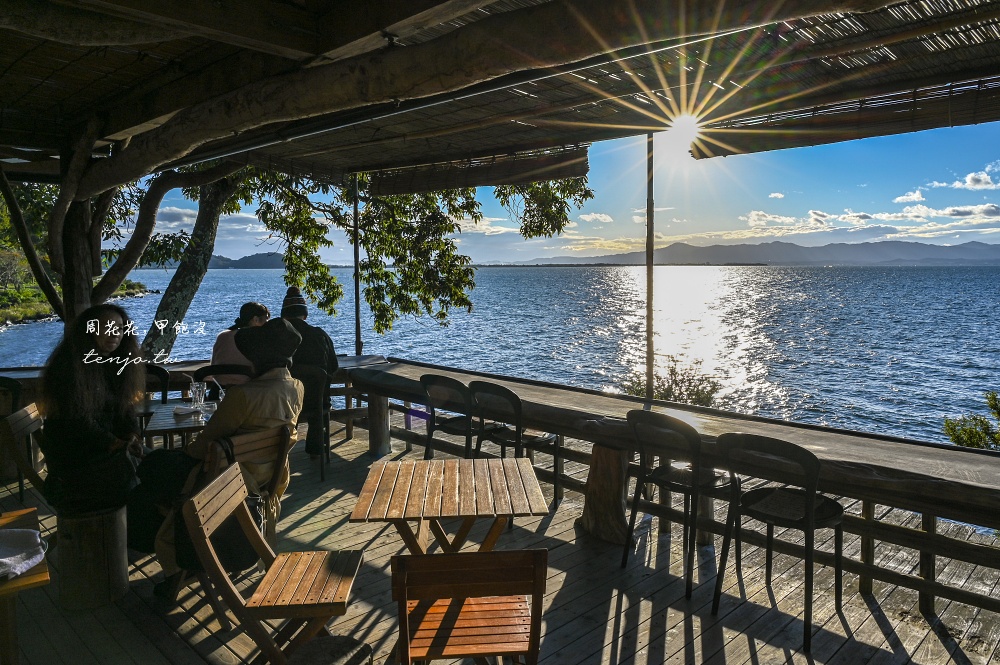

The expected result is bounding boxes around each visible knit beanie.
[281,286,309,319]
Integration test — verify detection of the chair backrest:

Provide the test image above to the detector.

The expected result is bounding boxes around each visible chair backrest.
[144,364,170,403]
[469,380,522,428]
[391,549,548,665]
[627,409,703,466]
[0,376,23,414]
[289,364,329,418]
[201,425,294,495]
[715,432,821,497]
[0,403,46,495]
[420,374,472,415]
[193,363,255,385]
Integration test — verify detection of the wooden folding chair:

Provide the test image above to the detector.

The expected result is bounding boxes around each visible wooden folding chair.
[177,425,294,630]
[0,404,47,506]
[391,549,547,665]
[183,462,363,665]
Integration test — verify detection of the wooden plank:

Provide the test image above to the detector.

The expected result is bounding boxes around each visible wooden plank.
[385,459,415,519]
[473,459,494,517]
[439,459,459,518]
[457,459,476,517]
[503,457,531,515]
[402,460,430,520]
[488,458,513,516]
[424,461,446,519]
[516,456,549,515]
[367,461,400,521]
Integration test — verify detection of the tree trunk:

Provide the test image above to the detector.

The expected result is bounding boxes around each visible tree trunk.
[140,176,239,358]
[60,199,94,326]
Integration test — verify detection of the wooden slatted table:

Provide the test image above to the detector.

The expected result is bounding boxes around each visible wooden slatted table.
[0,508,50,665]
[350,458,549,555]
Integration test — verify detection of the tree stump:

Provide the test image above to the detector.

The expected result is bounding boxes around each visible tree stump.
[577,443,629,545]
[367,395,391,458]
[58,506,128,610]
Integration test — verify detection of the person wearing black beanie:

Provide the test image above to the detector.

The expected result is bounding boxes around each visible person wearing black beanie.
[279,286,339,459]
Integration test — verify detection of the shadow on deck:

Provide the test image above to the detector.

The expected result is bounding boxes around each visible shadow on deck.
[3,420,999,665]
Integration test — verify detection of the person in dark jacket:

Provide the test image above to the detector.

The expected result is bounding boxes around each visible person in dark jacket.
[40,303,145,515]
[279,286,339,458]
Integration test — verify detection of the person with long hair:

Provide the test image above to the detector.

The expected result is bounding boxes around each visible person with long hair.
[40,303,145,515]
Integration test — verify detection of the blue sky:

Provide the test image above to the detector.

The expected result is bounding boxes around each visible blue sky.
[156,121,1000,264]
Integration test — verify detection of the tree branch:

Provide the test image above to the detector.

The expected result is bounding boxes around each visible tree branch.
[49,117,101,274]
[89,186,119,277]
[75,0,894,197]
[92,161,244,302]
[0,168,64,319]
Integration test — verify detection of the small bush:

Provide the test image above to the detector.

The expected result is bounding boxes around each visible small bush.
[621,356,721,407]
[944,391,1000,451]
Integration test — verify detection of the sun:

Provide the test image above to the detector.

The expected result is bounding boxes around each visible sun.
[662,113,702,160]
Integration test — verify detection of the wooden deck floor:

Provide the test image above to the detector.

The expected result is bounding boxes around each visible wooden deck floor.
[3,420,1000,665]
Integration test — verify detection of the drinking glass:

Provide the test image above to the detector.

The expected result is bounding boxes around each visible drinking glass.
[190,381,207,408]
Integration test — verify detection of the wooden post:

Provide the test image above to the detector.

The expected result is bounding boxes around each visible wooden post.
[367,395,392,457]
[645,132,655,400]
[352,174,363,356]
[920,512,937,615]
[860,499,874,594]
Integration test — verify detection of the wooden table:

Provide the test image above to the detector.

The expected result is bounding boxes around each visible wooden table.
[350,458,549,555]
[0,508,50,665]
[142,400,211,447]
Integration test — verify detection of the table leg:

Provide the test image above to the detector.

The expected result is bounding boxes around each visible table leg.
[577,443,629,545]
[391,520,428,555]
[368,395,391,457]
[430,518,475,553]
[1,595,17,665]
[480,517,509,552]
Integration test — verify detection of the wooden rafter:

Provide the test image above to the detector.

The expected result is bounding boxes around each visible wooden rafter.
[50,0,321,58]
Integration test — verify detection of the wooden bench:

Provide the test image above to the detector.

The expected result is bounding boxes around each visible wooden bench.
[391,549,547,665]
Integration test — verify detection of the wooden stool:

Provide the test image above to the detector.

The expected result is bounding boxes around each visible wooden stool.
[287,636,373,665]
[57,506,128,610]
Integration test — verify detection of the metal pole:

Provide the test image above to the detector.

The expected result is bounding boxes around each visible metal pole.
[353,174,362,355]
[645,132,655,402]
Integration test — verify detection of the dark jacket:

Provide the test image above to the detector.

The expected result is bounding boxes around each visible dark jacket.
[286,317,338,375]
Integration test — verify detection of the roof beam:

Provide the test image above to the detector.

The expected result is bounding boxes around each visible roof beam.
[51,0,320,58]
[314,0,496,63]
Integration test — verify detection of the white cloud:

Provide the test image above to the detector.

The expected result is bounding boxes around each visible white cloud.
[455,216,518,236]
[155,206,197,229]
[951,171,1000,190]
[893,189,924,203]
[768,192,784,199]
[631,215,645,224]
[579,212,614,224]
[739,210,798,228]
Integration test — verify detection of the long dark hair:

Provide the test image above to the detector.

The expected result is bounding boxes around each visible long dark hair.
[41,303,145,421]
[227,301,270,331]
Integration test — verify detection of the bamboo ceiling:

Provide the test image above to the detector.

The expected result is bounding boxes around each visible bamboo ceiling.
[2,0,1000,191]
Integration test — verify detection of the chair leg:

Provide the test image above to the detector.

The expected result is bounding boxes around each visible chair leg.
[685,488,699,600]
[424,423,435,460]
[712,501,738,615]
[621,472,646,568]
[765,523,775,585]
[553,436,564,504]
[835,524,844,610]
[196,572,233,631]
[804,528,815,652]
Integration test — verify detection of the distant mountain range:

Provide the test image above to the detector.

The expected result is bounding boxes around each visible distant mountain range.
[516,241,1000,266]
[208,252,285,269]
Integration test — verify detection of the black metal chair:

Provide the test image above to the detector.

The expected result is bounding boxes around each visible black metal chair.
[621,409,733,598]
[469,380,563,502]
[193,363,254,400]
[289,364,333,478]
[144,363,170,403]
[711,432,845,652]
[420,374,478,460]
[0,376,27,501]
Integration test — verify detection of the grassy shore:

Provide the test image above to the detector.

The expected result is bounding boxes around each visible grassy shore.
[0,279,150,325]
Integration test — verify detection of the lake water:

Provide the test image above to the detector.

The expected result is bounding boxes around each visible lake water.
[2,265,997,444]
